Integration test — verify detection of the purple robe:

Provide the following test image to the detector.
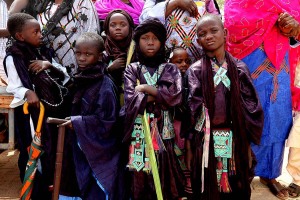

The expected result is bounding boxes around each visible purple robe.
[71,72,123,199]
[187,54,263,200]
[124,62,185,200]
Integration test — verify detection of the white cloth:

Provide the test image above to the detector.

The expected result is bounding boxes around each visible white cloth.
[139,0,219,61]
[0,0,8,82]
[38,0,100,74]
[287,147,300,185]
[287,112,300,148]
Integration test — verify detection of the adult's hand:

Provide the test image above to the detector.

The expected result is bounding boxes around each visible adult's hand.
[177,0,198,17]
[166,0,198,18]
[8,0,28,15]
[278,12,300,38]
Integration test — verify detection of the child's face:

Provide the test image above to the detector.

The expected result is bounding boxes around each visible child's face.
[109,13,130,41]
[16,19,42,47]
[75,40,102,69]
[196,18,227,55]
[139,32,161,58]
[170,49,191,74]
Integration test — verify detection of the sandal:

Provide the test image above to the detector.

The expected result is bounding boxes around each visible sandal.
[287,183,300,198]
[260,178,289,200]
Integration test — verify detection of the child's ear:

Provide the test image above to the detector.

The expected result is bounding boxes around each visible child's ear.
[15,32,24,41]
[224,28,228,39]
[196,37,201,46]
[98,52,103,61]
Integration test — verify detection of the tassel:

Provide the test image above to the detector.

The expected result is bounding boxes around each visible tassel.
[151,118,166,152]
[220,170,231,193]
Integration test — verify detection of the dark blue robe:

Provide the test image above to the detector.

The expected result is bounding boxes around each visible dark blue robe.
[71,65,124,200]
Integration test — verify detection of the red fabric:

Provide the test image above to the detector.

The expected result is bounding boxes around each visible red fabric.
[290,45,300,110]
[225,0,300,69]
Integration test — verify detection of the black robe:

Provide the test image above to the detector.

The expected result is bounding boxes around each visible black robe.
[187,53,264,200]
[70,64,124,200]
[124,62,185,200]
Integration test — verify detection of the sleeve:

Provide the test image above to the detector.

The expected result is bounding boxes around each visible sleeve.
[238,60,264,145]
[206,0,219,15]
[80,0,100,34]
[123,64,148,142]
[5,56,28,108]
[139,0,167,24]
[187,64,204,123]
[51,58,70,85]
[156,63,182,107]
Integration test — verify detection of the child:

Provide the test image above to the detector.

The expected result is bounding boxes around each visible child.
[186,14,264,199]
[103,9,134,88]
[124,18,185,200]
[169,46,193,196]
[62,32,124,200]
[4,13,70,199]
[169,47,191,75]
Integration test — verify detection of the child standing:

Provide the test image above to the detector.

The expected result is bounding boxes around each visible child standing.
[124,18,185,200]
[169,46,193,196]
[186,14,264,199]
[62,32,124,200]
[4,13,70,199]
[103,9,134,89]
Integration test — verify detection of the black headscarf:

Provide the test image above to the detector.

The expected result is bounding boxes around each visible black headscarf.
[103,9,134,60]
[133,18,167,67]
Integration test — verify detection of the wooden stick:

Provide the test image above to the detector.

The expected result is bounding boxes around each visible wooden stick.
[47,117,68,125]
[47,117,68,200]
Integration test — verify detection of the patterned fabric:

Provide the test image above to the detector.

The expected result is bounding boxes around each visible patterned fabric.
[166,1,206,61]
[250,46,289,102]
[225,0,300,69]
[244,46,292,179]
[212,61,230,89]
[37,0,99,74]
[128,64,168,172]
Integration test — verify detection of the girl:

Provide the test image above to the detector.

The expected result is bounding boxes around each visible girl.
[103,9,134,93]
[169,46,192,197]
[123,18,185,200]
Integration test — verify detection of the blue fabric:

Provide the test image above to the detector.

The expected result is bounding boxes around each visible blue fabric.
[243,47,292,178]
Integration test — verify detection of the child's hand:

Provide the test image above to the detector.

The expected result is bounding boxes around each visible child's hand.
[29,60,52,74]
[107,58,126,72]
[25,90,40,108]
[58,117,73,130]
[278,13,300,37]
[135,84,145,92]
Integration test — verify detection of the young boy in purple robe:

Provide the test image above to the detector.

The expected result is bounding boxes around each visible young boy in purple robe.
[185,14,264,200]
[62,32,124,200]
[123,18,185,200]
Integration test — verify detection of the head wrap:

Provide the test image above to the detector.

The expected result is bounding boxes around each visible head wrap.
[103,9,134,60]
[95,0,144,25]
[133,18,167,66]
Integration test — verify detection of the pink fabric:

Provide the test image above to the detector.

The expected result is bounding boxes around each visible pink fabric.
[225,0,300,69]
[95,0,144,25]
[290,46,300,110]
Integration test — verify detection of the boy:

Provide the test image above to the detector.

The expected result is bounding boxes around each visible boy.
[185,14,264,200]
[62,32,124,200]
[4,13,70,199]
